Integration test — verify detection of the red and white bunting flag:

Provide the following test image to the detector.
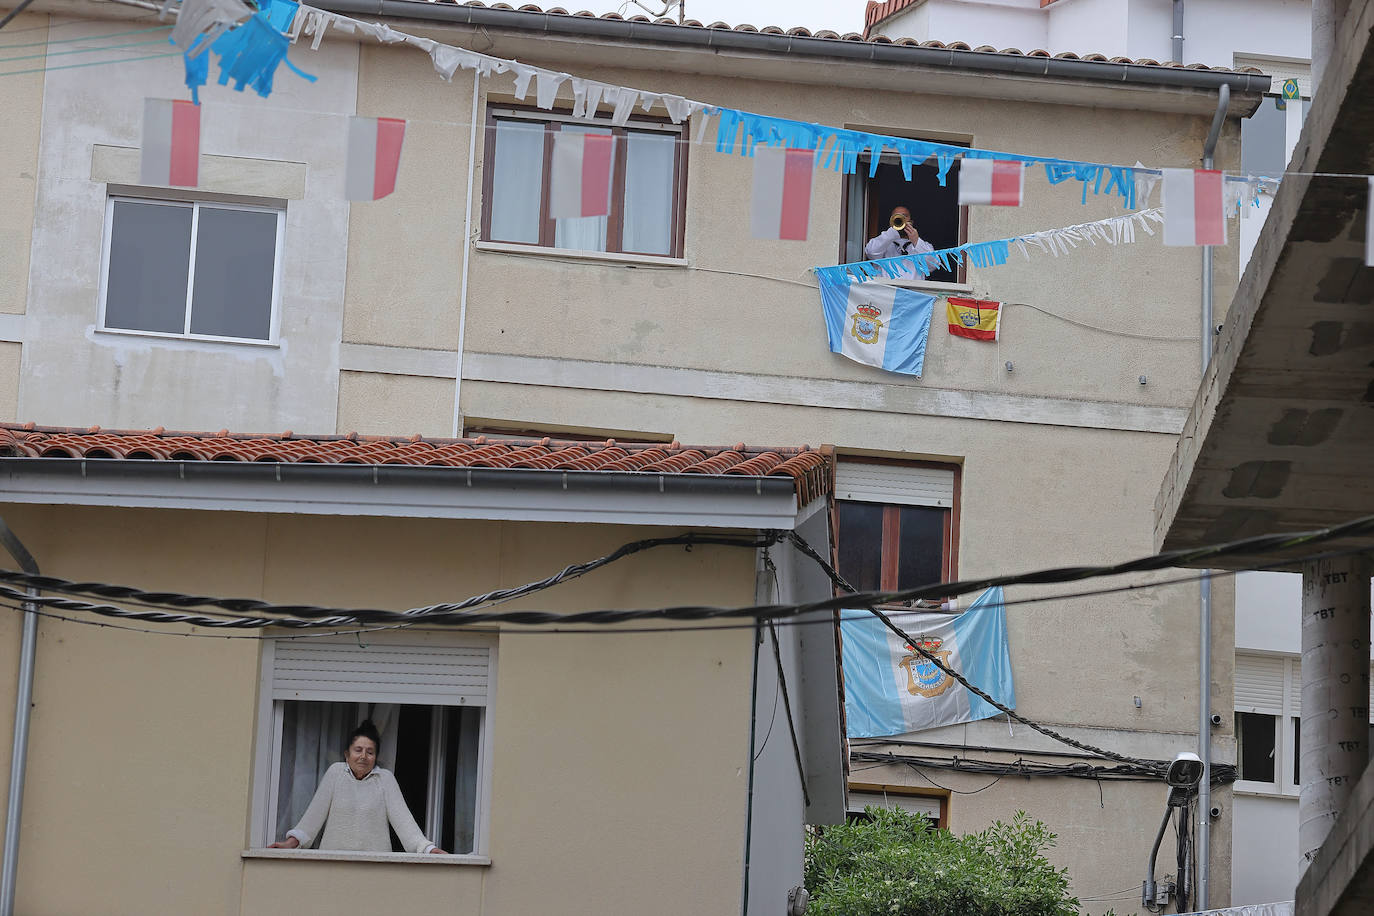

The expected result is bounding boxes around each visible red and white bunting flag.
[1367,177,1374,268]
[959,158,1023,207]
[750,145,812,241]
[549,130,614,219]
[345,116,406,202]
[1162,168,1226,246]
[140,98,200,188]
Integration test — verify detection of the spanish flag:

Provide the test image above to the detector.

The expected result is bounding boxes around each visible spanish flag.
[946,297,1000,341]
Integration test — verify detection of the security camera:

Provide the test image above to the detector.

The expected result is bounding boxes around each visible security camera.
[1210,805,1222,819]
[1167,752,1204,789]
[1210,713,1223,727]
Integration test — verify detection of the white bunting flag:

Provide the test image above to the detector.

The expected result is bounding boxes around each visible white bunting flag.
[549,130,614,219]
[141,98,201,188]
[959,159,1023,207]
[750,145,813,240]
[345,116,405,201]
[1162,168,1226,247]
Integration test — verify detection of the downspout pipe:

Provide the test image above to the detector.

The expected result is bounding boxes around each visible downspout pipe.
[1171,0,1184,63]
[0,519,38,916]
[1194,80,1229,915]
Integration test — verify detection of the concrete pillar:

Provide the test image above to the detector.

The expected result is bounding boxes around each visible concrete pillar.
[1299,555,1372,865]
[1312,0,1351,95]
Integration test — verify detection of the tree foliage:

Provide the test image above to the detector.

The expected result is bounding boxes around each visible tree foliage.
[804,807,1100,916]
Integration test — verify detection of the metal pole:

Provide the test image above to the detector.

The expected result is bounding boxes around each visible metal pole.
[1171,0,1184,63]
[450,68,481,438]
[1195,81,1228,912]
[0,519,39,916]
[1299,556,1371,863]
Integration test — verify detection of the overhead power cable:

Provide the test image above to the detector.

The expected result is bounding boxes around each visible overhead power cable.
[1,509,1372,635]
[849,749,1238,785]
[779,531,1165,770]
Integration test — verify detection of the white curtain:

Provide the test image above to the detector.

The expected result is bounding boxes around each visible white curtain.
[274,701,400,844]
[553,124,610,252]
[450,707,482,854]
[490,120,544,244]
[622,130,674,255]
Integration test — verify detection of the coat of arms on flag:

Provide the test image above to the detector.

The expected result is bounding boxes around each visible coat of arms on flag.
[946,297,1001,341]
[840,587,1014,738]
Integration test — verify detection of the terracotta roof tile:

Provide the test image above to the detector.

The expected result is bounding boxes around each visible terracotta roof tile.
[437,0,1255,72]
[0,424,832,504]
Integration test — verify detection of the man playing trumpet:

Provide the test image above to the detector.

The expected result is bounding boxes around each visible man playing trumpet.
[863,205,936,279]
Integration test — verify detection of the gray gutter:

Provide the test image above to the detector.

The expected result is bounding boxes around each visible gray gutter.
[314,0,1271,95]
[0,519,37,916]
[0,458,806,528]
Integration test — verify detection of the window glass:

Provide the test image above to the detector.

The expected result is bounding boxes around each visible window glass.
[275,699,481,854]
[490,119,545,244]
[837,501,884,592]
[104,200,192,333]
[1241,97,1291,178]
[553,124,611,252]
[896,505,946,591]
[189,206,277,339]
[1236,711,1277,783]
[623,130,675,255]
[1294,716,1302,786]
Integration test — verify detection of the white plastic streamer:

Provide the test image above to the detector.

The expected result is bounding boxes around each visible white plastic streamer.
[288,4,707,124]
[1008,209,1163,262]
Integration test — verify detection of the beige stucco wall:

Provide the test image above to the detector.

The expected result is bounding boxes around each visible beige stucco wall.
[0,505,757,916]
[336,369,455,437]
[0,12,43,319]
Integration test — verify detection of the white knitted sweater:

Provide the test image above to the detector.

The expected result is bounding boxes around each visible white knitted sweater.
[286,762,435,854]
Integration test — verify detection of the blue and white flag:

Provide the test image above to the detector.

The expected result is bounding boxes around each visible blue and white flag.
[818,276,936,377]
[840,587,1014,738]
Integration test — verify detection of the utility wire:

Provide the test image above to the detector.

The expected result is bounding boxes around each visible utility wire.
[0,0,40,33]
[781,532,1165,771]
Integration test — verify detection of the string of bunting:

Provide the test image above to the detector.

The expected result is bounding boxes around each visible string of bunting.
[150,0,1287,222]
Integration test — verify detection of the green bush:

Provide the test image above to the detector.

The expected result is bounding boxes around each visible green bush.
[804,808,1109,916]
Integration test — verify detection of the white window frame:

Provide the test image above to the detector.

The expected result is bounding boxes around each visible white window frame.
[1232,652,1374,798]
[1234,653,1299,797]
[97,194,286,346]
[248,631,498,861]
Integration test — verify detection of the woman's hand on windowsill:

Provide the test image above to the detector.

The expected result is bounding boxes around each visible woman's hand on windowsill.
[268,836,301,849]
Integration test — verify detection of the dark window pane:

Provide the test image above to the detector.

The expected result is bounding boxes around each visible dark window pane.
[1297,717,1304,786]
[444,706,482,854]
[188,206,277,339]
[1236,711,1277,782]
[853,156,961,283]
[837,501,884,593]
[896,505,945,591]
[104,200,191,333]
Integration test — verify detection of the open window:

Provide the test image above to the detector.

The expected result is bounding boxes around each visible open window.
[252,633,496,856]
[481,108,686,257]
[839,145,967,284]
[833,460,959,603]
[846,784,948,829]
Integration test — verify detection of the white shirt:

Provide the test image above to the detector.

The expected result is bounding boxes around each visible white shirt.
[286,762,436,854]
[863,226,937,280]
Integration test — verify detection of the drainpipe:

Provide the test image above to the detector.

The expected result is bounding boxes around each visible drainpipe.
[1171,0,1183,63]
[0,519,38,916]
[1194,80,1229,914]
[450,68,481,438]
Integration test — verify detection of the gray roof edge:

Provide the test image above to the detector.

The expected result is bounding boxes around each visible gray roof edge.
[313,0,1272,96]
[0,456,799,499]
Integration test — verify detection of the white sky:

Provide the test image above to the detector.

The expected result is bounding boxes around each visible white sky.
[572,1,866,34]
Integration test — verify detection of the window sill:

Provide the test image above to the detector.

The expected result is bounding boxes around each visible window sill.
[94,327,279,349]
[1233,782,1300,800]
[474,240,688,269]
[242,848,491,866]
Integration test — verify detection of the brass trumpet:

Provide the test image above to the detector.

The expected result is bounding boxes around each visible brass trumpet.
[890,213,910,232]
